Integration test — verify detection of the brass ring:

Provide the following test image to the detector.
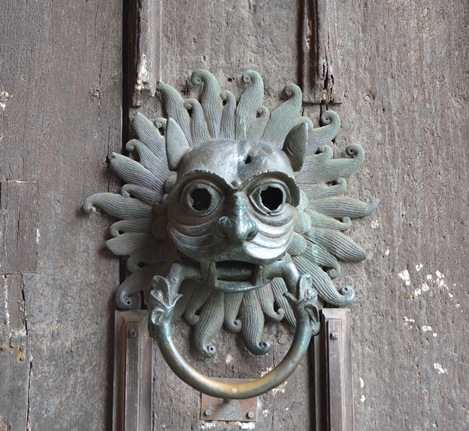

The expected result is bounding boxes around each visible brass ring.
[149,275,320,399]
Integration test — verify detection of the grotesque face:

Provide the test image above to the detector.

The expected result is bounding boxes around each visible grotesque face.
[84,69,376,361]
[165,122,306,292]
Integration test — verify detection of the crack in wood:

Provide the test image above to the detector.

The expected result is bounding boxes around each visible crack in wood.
[26,358,32,431]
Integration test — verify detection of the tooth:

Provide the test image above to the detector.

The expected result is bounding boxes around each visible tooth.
[201,261,217,288]
[252,265,265,286]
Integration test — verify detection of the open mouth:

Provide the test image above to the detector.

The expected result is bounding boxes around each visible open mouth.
[215,261,257,281]
[200,260,265,293]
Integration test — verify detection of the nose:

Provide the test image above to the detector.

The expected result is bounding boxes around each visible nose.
[214,194,258,244]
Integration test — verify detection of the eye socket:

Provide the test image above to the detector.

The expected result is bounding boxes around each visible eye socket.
[249,181,290,215]
[182,181,223,215]
[260,187,284,211]
[189,188,211,211]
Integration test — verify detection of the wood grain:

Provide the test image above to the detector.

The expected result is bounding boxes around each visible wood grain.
[327,1,469,430]
[0,181,39,274]
[0,1,122,429]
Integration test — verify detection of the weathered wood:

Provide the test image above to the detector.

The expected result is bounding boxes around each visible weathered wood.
[1,275,27,339]
[113,311,152,431]
[0,1,122,429]
[328,2,469,430]
[0,275,30,430]
[301,0,344,104]
[127,0,161,107]
[130,0,303,114]
[0,181,39,274]
[0,335,30,431]
[311,309,353,431]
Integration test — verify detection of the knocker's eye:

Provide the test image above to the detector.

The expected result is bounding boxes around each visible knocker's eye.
[250,181,290,215]
[182,181,223,215]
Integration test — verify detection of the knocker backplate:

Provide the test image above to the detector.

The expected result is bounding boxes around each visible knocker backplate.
[200,379,258,422]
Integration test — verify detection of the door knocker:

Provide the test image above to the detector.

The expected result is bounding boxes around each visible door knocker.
[83,69,378,398]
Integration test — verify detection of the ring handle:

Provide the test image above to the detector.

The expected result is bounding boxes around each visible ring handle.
[148,274,320,399]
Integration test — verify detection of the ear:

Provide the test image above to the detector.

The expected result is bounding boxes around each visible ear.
[282,122,307,171]
[166,118,190,171]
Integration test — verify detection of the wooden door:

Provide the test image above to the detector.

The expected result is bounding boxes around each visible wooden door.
[0,1,122,430]
[1,1,468,430]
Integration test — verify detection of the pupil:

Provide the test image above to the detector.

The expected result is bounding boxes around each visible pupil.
[260,187,283,211]
[190,188,211,211]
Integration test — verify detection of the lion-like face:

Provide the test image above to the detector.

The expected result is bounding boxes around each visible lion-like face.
[166,138,302,291]
[84,69,375,359]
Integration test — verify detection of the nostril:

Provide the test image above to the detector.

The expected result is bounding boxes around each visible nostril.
[214,216,230,238]
[246,220,258,240]
[214,213,258,242]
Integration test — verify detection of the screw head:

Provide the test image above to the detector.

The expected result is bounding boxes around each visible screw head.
[204,409,212,417]
[128,328,137,338]
[330,331,339,340]
[247,411,255,419]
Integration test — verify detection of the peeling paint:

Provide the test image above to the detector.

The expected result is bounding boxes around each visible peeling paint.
[403,268,458,301]
[3,277,11,335]
[225,354,233,364]
[398,269,411,286]
[0,91,10,110]
[200,422,217,430]
[360,395,366,402]
[433,363,447,374]
[384,248,390,256]
[238,422,256,430]
[262,409,269,417]
[272,380,288,395]
[360,378,365,388]
[135,53,149,92]
[404,316,415,329]
[371,219,380,228]
[421,325,433,332]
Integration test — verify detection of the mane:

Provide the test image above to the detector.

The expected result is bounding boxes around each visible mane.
[83,69,378,355]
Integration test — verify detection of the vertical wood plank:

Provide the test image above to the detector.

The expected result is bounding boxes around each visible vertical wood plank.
[0,1,122,429]
[113,310,152,431]
[128,0,162,107]
[328,2,468,429]
[301,0,344,104]
[0,336,30,431]
[0,275,30,430]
